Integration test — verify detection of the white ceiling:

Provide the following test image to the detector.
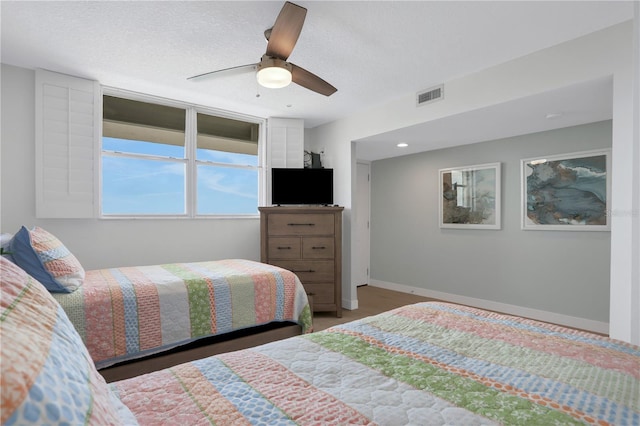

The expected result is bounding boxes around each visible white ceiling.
[1,1,634,160]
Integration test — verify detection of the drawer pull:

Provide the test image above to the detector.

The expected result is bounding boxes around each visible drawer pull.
[277,246,292,250]
[288,223,315,226]
[292,269,315,273]
[311,246,326,250]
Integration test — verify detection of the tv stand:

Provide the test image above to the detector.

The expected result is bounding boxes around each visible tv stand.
[259,206,344,317]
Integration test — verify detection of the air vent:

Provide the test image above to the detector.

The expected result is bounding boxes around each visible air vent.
[416,84,444,107]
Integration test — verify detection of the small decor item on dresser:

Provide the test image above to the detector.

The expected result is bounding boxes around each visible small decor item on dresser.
[439,162,501,230]
[521,149,610,231]
[304,150,322,168]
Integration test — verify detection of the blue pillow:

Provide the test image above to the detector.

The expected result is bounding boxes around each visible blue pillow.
[9,226,84,293]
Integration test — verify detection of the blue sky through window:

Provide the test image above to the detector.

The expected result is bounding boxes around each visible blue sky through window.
[102,137,258,215]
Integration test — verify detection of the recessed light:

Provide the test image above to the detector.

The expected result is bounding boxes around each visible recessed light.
[397,143,408,148]
[545,112,563,119]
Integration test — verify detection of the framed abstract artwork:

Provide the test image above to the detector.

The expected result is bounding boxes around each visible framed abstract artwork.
[521,149,611,231]
[439,162,501,229]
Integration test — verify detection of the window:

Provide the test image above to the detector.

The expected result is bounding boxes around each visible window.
[195,113,260,215]
[102,93,262,217]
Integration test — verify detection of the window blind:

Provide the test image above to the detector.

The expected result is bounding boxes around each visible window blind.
[35,69,99,218]
[267,118,304,168]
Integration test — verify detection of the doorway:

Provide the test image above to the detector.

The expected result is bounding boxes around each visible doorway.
[354,161,371,287]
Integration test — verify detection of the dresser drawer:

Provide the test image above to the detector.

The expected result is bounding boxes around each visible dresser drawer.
[302,237,334,259]
[268,214,335,236]
[269,260,334,283]
[267,237,301,259]
[302,283,335,305]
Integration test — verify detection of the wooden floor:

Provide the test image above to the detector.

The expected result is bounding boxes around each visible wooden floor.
[315,285,608,336]
[312,285,434,331]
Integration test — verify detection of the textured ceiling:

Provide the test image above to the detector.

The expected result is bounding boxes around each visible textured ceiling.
[1,1,634,160]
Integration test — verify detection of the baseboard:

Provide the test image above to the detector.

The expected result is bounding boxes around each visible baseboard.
[342,297,358,310]
[343,285,368,310]
[369,279,609,335]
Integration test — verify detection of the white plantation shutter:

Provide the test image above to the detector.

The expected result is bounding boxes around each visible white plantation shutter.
[267,118,303,168]
[35,69,99,218]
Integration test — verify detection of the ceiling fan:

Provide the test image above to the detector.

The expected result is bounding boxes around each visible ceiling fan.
[188,1,337,96]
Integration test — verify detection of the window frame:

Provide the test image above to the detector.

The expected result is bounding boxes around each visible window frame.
[100,87,266,219]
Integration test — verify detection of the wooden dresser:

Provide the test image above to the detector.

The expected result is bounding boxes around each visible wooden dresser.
[259,206,343,317]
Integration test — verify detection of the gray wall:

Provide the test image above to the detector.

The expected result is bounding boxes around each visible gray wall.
[370,121,612,323]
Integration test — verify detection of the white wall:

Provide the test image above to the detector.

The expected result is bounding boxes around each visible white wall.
[370,121,611,332]
[632,3,640,345]
[1,64,261,270]
[307,21,639,343]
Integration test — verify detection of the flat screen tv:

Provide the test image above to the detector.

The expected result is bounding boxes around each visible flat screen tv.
[271,168,333,205]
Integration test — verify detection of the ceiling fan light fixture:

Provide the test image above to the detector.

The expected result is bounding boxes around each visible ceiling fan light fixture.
[257,57,292,88]
[188,3,336,96]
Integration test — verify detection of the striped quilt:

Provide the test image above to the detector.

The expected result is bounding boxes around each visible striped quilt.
[113,302,639,426]
[52,259,312,368]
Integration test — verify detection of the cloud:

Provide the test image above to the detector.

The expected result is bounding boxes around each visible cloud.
[107,160,185,182]
[198,167,257,200]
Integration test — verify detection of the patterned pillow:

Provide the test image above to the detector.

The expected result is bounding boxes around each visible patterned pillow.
[0,257,133,425]
[9,226,84,293]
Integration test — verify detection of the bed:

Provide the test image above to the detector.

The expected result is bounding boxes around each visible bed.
[3,256,639,425]
[51,258,312,380]
[5,226,311,381]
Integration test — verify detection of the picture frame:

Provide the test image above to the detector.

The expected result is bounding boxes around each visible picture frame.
[439,162,501,229]
[521,149,611,231]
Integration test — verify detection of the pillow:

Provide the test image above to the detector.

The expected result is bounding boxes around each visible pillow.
[9,226,84,293]
[0,257,133,425]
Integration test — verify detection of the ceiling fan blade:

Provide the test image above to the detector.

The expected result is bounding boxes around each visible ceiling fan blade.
[187,63,257,81]
[291,63,337,96]
[265,2,307,60]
